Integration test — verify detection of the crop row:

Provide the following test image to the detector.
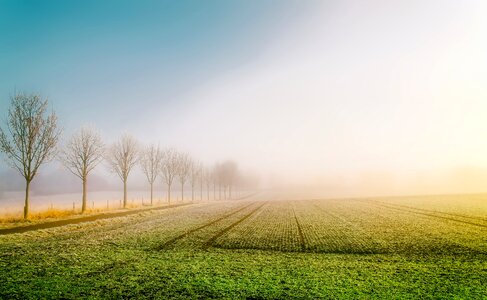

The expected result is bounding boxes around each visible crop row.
[293,200,384,254]
[213,201,303,252]
[212,199,383,254]
[359,199,487,227]
[320,199,486,254]
[210,198,486,255]
[373,194,487,220]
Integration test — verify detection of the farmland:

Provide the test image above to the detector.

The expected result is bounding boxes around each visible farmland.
[0,193,486,298]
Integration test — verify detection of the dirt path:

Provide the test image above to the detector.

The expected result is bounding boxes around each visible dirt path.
[0,203,192,235]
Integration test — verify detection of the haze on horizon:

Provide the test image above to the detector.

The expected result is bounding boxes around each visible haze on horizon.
[1,0,487,198]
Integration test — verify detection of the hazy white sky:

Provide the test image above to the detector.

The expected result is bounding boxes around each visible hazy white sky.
[149,1,487,188]
[2,0,487,195]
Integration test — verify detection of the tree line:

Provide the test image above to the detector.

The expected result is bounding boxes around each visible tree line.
[0,93,247,219]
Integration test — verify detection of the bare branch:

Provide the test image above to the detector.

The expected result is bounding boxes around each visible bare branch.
[160,148,179,203]
[106,133,139,183]
[140,144,162,185]
[140,143,163,205]
[59,126,104,180]
[0,92,61,218]
[105,133,139,208]
[189,159,201,189]
[176,151,191,188]
[59,125,104,212]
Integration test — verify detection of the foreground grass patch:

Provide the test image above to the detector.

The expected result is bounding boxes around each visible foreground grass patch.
[0,245,485,299]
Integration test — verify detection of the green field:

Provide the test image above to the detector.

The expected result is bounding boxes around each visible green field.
[0,194,486,299]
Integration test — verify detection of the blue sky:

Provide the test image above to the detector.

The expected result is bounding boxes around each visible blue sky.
[0,0,313,132]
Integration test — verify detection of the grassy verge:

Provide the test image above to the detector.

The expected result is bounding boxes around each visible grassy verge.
[0,202,190,230]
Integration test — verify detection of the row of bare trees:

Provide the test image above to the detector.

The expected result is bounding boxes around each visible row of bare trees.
[138,145,241,205]
[0,93,246,219]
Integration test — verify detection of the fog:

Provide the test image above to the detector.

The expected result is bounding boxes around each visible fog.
[2,0,487,211]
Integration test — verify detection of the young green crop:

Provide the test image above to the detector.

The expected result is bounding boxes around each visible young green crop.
[0,195,485,298]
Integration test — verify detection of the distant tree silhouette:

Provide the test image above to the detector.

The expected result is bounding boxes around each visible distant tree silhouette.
[203,166,213,202]
[176,152,191,202]
[189,159,201,202]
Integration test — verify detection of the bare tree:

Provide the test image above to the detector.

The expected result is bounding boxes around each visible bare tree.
[220,160,238,199]
[213,160,238,200]
[176,152,191,202]
[211,163,221,200]
[214,162,223,200]
[203,166,212,202]
[106,134,139,208]
[0,93,61,219]
[199,162,204,201]
[140,144,162,206]
[189,159,200,202]
[160,148,178,204]
[60,126,104,213]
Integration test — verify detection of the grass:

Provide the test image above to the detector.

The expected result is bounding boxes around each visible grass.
[0,195,486,298]
[1,248,484,299]
[0,201,179,228]
[0,208,78,224]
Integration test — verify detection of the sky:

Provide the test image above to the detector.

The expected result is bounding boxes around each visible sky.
[1,0,487,197]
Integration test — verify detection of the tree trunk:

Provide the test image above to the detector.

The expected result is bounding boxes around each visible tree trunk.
[219,183,221,200]
[82,177,87,213]
[191,185,194,202]
[24,180,30,219]
[150,182,153,206]
[168,184,171,204]
[229,185,232,200]
[207,185,210,202]
[181,183,184,202]
[123,179,127,208]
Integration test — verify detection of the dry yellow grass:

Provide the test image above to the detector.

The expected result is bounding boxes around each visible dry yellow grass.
[125,202,148,209]
[0,202,161,225]
[0,208,77,223]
